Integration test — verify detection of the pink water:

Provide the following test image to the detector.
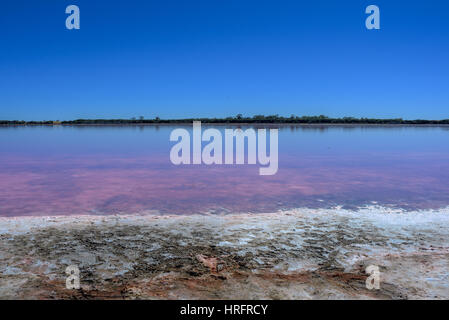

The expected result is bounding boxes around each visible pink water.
[1,125,449,216]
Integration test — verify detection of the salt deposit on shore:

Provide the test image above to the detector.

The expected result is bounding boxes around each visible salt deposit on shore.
[1,206,448,299]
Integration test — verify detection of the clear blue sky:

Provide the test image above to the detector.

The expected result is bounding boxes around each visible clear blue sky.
[0,0,448,120]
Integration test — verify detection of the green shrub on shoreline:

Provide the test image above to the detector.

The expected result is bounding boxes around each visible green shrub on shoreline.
[1,115,449,125]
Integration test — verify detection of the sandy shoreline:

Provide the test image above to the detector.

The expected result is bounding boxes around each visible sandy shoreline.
[1,207,449,299]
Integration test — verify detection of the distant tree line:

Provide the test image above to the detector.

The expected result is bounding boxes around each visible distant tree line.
[1,115,449,125]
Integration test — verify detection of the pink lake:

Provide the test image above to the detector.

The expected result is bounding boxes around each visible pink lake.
[1,125,449,216]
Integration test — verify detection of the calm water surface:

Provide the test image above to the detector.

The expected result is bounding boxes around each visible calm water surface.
[1,125,449,216]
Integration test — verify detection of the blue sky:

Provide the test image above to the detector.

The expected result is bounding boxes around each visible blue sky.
[0,0,448,120]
